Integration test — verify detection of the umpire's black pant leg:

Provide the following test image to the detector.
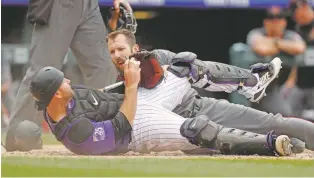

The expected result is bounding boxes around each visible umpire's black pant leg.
[70,0,117,89]
[9,0,81,126]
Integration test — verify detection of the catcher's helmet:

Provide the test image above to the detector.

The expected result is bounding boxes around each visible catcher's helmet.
[108,4,138,34]
[29,66,64,110]
[5,120,42,152]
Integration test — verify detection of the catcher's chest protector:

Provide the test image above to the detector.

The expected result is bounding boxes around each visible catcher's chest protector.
[51,86,124,141]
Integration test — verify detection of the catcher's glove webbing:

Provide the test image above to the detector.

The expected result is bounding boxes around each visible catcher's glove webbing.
[122,50,164,89]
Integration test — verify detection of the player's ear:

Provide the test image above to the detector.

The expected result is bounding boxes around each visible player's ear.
[132,44,140,52]
[54,90,62,99]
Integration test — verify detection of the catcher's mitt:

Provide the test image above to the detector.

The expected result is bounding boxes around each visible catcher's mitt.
[129,50,164,89]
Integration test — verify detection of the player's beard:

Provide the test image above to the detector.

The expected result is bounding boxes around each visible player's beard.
[115,57,126,73]
[116,49,135,74]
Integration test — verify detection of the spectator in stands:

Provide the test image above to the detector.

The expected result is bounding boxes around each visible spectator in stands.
[246,6,309,120]
[247,6,305,59]
[277,0,314,122]
[290,0,314,45]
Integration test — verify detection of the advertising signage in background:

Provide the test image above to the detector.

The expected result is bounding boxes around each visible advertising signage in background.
[2,0,314,8]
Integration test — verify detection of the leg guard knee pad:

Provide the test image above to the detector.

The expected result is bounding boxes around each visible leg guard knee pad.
[180,115,221,146]
[180,115,288,156]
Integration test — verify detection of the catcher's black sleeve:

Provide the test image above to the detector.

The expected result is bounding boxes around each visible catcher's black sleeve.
[111,111,132,142]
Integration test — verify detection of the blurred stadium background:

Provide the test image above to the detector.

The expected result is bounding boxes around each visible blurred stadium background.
[2,0,314,132]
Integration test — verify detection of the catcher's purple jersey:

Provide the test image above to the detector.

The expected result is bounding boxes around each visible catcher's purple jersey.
[61,119,116,155]
[43,99,128,155]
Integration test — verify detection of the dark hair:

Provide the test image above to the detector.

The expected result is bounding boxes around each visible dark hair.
[265,6,287,19]
[106,29,136,47]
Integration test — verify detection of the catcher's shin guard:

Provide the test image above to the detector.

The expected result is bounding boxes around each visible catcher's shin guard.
[192,60,258,87]
[180,116,292,156]
[169,52,257,86]
[213,129,291,156]
[169,52,282,102]
[185,59,261,98]
[190,58,283,102]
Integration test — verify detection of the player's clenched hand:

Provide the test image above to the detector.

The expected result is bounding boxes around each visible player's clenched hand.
[123,58,141,89]
[113,0,133,13]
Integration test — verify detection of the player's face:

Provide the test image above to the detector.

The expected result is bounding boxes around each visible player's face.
[108,34,137,72]
[57,78,74,100]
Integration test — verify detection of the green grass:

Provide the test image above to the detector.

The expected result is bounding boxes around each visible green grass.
[40,133,61,145]
[2,156,314,177]
[2,133,313,177]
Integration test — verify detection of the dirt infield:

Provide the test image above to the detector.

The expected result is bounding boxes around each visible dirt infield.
[2,145,314,159]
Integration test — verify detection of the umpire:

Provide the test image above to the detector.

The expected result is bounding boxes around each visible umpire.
[4,0,133,151]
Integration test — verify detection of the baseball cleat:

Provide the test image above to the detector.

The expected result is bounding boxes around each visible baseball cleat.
[275,135,292,156]
[249,57,282,102]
